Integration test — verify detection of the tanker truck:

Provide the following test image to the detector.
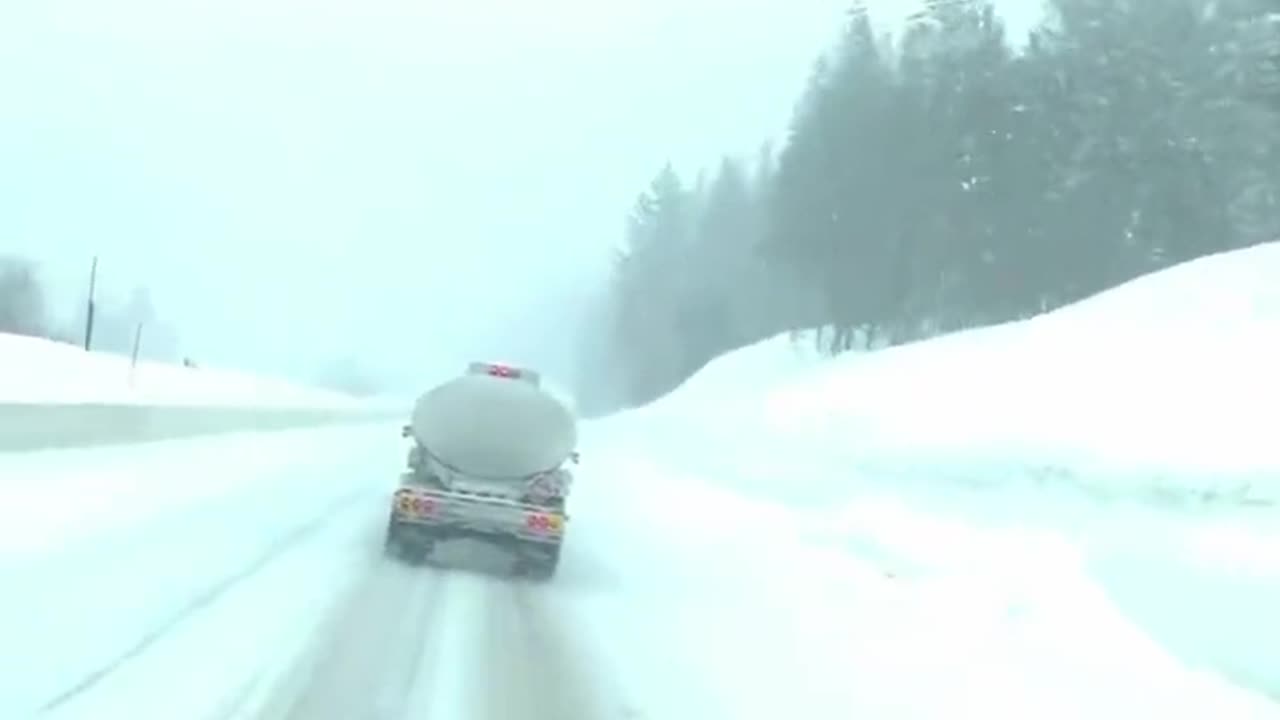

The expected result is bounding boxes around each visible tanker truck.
[384,361,579,580]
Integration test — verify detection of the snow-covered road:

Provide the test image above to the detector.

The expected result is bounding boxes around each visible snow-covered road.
[0,422,698,720]
[262,550,625,720]
[3,419,1280,720]
[0,426,394,720]
[0,421,664,720]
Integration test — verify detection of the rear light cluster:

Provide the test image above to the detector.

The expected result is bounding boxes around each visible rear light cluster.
[487,363,518,379]
[525,512,563,534]
[396,491,438,517]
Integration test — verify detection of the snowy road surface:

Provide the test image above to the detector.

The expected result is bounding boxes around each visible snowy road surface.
[0,424,647,720]
[4,420,1280,720]
[262,549,619,720]
[0,426,395,720]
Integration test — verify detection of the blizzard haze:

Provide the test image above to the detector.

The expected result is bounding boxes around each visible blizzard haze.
[0,0,840,389]
[0,0,1047,392]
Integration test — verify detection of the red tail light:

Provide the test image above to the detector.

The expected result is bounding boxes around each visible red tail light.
[395,490,439,518]
[524,512,563,534]
[487,363,519,379]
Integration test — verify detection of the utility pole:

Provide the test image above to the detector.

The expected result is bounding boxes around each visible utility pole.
[129,322,144,386]
[83,256,98,351]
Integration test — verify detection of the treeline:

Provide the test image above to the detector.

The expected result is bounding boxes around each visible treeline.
[580,0,1280,414]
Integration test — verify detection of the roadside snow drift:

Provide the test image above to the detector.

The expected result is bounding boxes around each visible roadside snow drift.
[0,333,361,407]
[631,241,1280,505]
[593,241,1280,706]
[562,452,1280,719]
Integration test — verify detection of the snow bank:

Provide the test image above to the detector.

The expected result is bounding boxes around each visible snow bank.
[0,333,363,407]
[627,242,1280,505]
[563,438,1280,719]
[584,242,1280,707]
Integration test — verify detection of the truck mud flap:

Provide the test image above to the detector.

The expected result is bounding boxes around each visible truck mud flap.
[510,540,562,581]
[383,517,437,565]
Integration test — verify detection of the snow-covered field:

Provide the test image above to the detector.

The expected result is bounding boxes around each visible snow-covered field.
[0,333,363,407]
[1,243,1279,719]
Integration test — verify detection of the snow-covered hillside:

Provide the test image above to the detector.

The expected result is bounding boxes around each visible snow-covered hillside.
[626,241,1280,506]
[0,333,363,407]
[597,240,1280,701]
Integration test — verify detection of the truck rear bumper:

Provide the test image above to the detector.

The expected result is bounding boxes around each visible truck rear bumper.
[389,515,563,547]
[385,513,563,580]
[388,486,566,548]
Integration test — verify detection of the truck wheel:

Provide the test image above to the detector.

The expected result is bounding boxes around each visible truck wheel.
[406,539,435,566]
[383,515,401,551]
[383,517,430,565]
[514,545,561,581]
[384,524,409,562]
[386,537,434,565]
[527,559,558,581]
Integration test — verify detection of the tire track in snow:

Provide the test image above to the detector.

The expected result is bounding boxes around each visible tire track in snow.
[264,557,447,720]
[38,488,373,712]
[259,556,625,720]
[465,581,627,720]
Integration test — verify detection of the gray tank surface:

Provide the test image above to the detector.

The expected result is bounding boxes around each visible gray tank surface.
[410,373,578,480]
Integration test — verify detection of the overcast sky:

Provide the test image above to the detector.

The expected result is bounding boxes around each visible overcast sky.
[0,0,1045,391]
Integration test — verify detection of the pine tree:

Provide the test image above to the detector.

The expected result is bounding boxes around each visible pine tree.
[584,0,1280,412]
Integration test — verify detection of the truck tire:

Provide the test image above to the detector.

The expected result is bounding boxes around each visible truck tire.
[405,542,433,565]
[384,517,435,565]
[514,543,561,581]
[527,558,558,581]
[383,517,408,561]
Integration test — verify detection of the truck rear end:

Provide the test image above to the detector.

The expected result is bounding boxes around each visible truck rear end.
[386,482,568,578]
[384,361,577,580]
